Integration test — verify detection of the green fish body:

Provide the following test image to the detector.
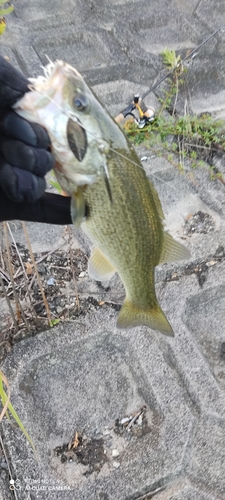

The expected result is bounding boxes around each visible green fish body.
[80,142,189,334]
[14,60,190,335]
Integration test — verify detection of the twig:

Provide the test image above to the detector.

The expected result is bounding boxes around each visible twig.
[3,223,20,320]
[67,227,80,312]
[0,267,10,282]
[13,240,66,280]
[3,223,30,332]
[184,142,212,150]
[135,486,166,499]
[7,223,38,318]
[0,370,10,422]
[7,224,27,279]
[21,222,52,326]
[0,276,18,331]
[216,173,225,186]
[126,407,146,431]
[172,75,179,117]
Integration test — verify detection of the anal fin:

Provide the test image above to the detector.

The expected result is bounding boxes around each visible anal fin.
[88,247,116,281]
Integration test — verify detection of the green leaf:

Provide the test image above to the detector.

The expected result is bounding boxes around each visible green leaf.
[49,180,63,192]
[50,318,60,327]
[0,5,14,15]
[0,371,36,454]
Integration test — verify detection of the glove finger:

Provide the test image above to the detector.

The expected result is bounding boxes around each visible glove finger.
[0,162,46,202]
[0,110,51,148]
[0,56,29,107]
[0,137,55,176]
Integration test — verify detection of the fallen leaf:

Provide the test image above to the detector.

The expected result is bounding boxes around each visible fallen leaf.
[25,262,33,275]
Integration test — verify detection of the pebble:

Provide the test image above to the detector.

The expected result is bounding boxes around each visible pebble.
[112,461,120,468]
[56,306,64,314]
[137,415,143,426]
[79,271,87,278]
[0,459,8,470]
[120,417,130,425]
[102,428,111,436]
[112,449,120,458]
[47,277,55,286]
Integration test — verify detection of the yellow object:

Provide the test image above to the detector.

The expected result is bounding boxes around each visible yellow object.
[0,17,6,35]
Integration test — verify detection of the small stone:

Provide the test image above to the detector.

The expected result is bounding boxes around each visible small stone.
[137,415,143,426]
[79,271,87,278]
[1,459,8,470]
[112,461,120,468]
[120,417,130,425]
[56,306,64,314]
[37,263,46,274]
[206,260,217,266]
[112,449,120,458]
[102,428,111,436]
[47,277,55,285]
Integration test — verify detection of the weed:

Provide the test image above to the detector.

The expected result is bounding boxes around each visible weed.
[125,48,225,183]
[0,0,14,35]
[0,370,36,454]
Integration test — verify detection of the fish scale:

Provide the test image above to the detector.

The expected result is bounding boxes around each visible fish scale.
[14,60,190,335]
[82,151,163,305]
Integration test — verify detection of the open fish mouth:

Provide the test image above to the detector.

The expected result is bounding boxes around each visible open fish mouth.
[13,59,111,191]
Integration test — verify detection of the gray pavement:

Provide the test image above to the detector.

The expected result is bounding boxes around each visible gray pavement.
[1,0,225,499]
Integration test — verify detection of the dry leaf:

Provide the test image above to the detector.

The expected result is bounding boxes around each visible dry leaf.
[72,431,79,449]
[25,262,33,275]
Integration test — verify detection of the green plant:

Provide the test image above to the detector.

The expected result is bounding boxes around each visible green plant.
[0,0,14,35]
[125,48,225,183]
[0,370,36,453]
[160,47,181,70]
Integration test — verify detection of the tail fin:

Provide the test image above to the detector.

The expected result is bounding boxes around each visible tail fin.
[117,299,174,336]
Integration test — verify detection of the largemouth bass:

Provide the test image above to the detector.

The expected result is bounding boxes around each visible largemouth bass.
[14,60,190,335]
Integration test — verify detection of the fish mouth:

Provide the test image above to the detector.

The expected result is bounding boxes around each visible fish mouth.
[67,117,87,162]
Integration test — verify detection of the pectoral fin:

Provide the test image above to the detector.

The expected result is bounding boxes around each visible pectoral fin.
[71,190,86,228]
[159,232,190,264]
[88,247,116,281]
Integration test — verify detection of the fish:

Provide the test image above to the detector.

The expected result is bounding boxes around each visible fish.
[14,60,190,335]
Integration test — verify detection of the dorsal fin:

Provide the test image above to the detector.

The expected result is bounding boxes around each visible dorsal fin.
[159,232,190,264]
[149,180,164,220]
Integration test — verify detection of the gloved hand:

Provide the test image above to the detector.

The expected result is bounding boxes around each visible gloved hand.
[0,56,72,224]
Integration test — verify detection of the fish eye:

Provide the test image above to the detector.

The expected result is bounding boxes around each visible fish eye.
[73,93,88,112]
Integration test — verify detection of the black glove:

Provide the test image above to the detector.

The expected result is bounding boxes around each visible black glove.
[0,56,72,224]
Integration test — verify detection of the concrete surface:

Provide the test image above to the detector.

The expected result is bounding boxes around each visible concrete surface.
[1,0,225,499]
